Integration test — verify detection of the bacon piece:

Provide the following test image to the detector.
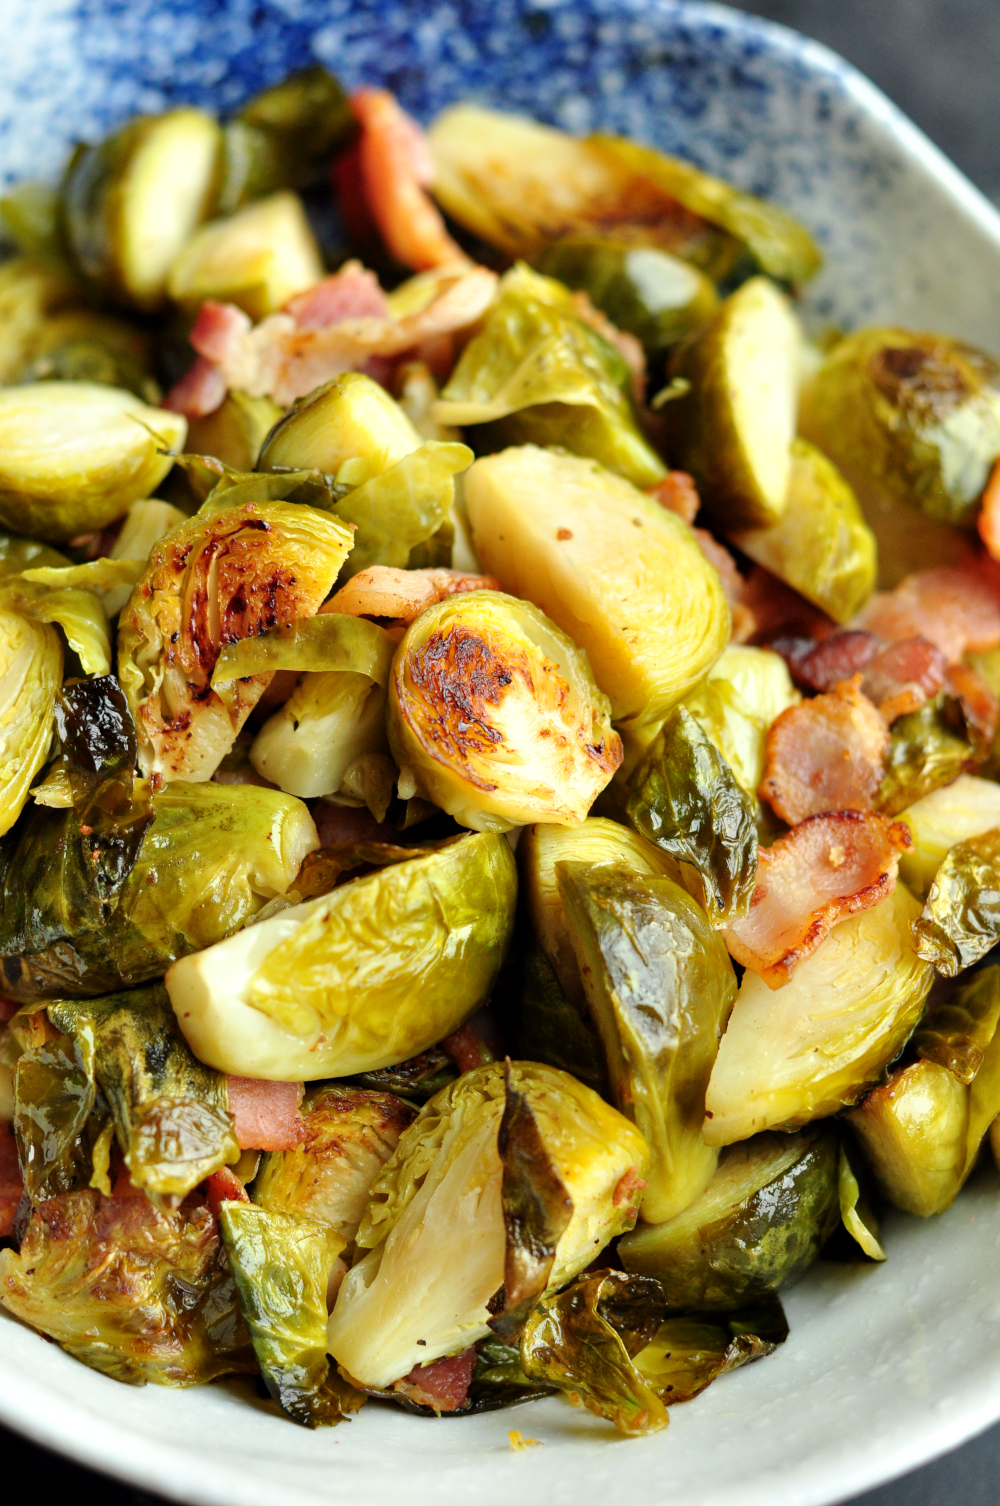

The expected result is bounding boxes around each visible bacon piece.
[692,529,755,642]
[946,662,1000,754]
[325,565,500,627]
[978,457,1000,561]
[760,675,890,825]
[393,1348,476,1413]
[647,471,700,526]
[204,1166,250,1221]
[855,564,1000,664]
[439,1024,489,1075]
[570,290,646,396]
[284,263,389,329]
[161,354,228,418]
[862,635,948,722]
[790,630,879,693]
[0,1127,22,1238]
[722,810,912,988]
[350,88,467,272]
[612,1167,648,1222]
[743,565,836,647]
[312,803,399,848]
[189,299,254,364]
[226,1076,305,1152]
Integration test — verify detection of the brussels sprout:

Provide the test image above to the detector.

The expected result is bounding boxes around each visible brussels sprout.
[0,602,61,836]
[49,983,239,1207]
[165,832,516,1081]
[187,391,284,473]
[619,1130,838,1307]
[799,329,1000,543]
[220,1203,355,1427]
[503,936,609,1099]
[13,1028,102,1202]
[258,372,421,486]
[836,1142,886,1261]
[0,382,185,543]
[387,589,621,831]
[965,1012,1000,1171]
[333,442,471,579]
[897,775,1000,896]
[0,1188,255,1385]
[662,278,801,531]
[705,884,933,1143]
[62,108,222,310]
[0,258,78,383]
[520,1269,669,1436]
[466,1337,554,1413]
[728,440,877,624]
[218,66,355,213]
[876,696,975,817]
[435,265,665,488]
[0,183,66,264]
[96,498,188,616]
[326,1060,648,1391]
[559,862,736,1222]
[118,487,352,782]
[167,192,324,321]
[620,705,758,926]
[846,1059,969,1217]
[913,965,1000,1084]
[632,1300,789,1406]
[913,828,1000,975]
[682,644,800,800]
[463,446,730,762]
[253,1085,416,1250]
[0,533,68,581]
[534,239,719,354]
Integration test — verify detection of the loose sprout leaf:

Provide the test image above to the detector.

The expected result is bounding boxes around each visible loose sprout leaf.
[13,1028,101,1202]
[0,600,62,837]
[621,705,758,926]
[519,1270,669,1436]
[913,964,1000,1082]
[333,442,472,580]
[466,1337,554,1413]
[23,558,146,593]
[877,696,976,817]
[1,573,111,678]
[633,1298,789,1406]
[837,1142,886,1261]
[913,829,1000,976]
[213,613,395,687]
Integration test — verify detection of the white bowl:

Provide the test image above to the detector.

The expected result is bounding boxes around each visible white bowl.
[4,2,1000,1502]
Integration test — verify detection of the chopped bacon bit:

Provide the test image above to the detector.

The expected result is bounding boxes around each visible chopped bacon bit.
[312,804,399,847]
[693,530,755,643]
[0,1127,22,1238]
[440,1023,490,1074]
[978,457,1000,561]
[946,662,1000,752]
[284,263,389,329]
[325,565,500,627]
[394,1347,476,1413]
[226,1076,305,1152]
[161,354,228,418]
[760,675,890,825]
[349,88,467,271]
[855,564,1000,665]
[571,290,646,397]
[743,565,837,648]
[204,1166,250,1221]
[647,471,700,526]
[189,299,253,363]
[612,1166,648,1219]
[862,635,949,722]
[722,810,912,988]
[791,630,879,693]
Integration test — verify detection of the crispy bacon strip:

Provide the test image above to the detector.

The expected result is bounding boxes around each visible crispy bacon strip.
[393,1348,477,1413]
[226,1076,305,1152]
[647,471,700,525]
[855,563,1000,664]
[760,675,889,825]
[978,457,1000,560]
[325,565,501,626]
[862,634,948,722]
[787,630,878,693]
[946,661,1000,753]
[439,1024,490,1075]
[285,265,389,329]
[162,354,229,419]
[0,1127,22,1238]
[722,810,912,988]
[204,1166,250,1221]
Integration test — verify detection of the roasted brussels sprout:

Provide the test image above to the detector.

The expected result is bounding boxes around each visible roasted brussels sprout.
[13,1028,102,1202]
[165,832,516,1080]
[186,391,284,473]
[662,278,801,531]
[846,1059,969,1217]
[620,705,758,926]
[705,884,933,1143]
[0,382,185,542]
[326,1060,648,1391]
[619,1130,839,1308]
[913,828,1000,975]
[117,485,353,781]
[167,192,324,321]
[0,1188,255,1385]
[333,441,471,578]
[387,589,621,831]
[435,265,665,488]
[632,1299,789,1406]
[534,239,719,354]
[898,774,1000,896]
[559,862,737,1222]
[682,644,800,799]
[218,66,355,213]
[62,108,222,310]
[258,372,421,485]
[0,600,61,836]
[729,439,877,624]
[463,446,730,763]
[502,936,610,1098]
[876,695,975,817]
[350,1049,458,1104]
[913,964,1000,1083]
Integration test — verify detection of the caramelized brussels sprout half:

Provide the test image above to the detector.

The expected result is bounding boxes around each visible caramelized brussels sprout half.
[729,439,877,624]
[435,265,665,488]
[463,446,730,764]
[898,774,1000,896]
[663,277,801,530]
[619,1130,839,1308]
[0,603,61,835]
[705,884,933,1142]
[682,644,799,799]
[0,1188,255,1385]
[913,828,1000,975]
[165,832,516,1081]
[258,372,421,485]
[186,391,283,472]
[559,862,737,1222]
[846,1059,969,1217]
[913,964,1000,1084]
[0,382,185,542]
[877,695,975,817]
[167,192,324,320]
[62,108,222,310]
[387,589,621,831]
[218,66,355,213]
[326,1060,648,1390]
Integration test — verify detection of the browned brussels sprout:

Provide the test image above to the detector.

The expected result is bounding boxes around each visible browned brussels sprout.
[0,1188,255,1385]
[846,1059,969,1217]
[633,1300,789,1406]
[217,66,356,213]
[559,862,737,1222]
[913,964,1000,1083]
[13,1028,103,1202]
[619,1130,839,1307]
[167,192,324,320]
[350,1048,458,1104]
[257,371,421,484]
[913,828,1000,975]
[898,775,1000,896]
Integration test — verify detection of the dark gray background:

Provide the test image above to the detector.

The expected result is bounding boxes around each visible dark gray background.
[5,1,1000,1501]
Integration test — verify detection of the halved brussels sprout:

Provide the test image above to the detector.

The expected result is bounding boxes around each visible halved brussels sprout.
[118,487,353,781]
[502,936,610,1098]
[534,239,719,354]
[898,774,1000,896]
[0,602,61,836]
[186,391,284,472]
[620,705,758,926]
[167,192,324,320]
[387,589,621,831]
[0,382,185,542]
[166,832,516,1080]
[62,108,222,310]
[0,258,79,383]
[846,1059,969,1217]
[913,828,1000,975]
[218,66,355,213]
[0,1188,255,1385]
[333,441,471,579]
[728,439,877,624]
[559,862,737,1222]
[463,446,730,763]
[258,372,421,486]
[662,277,801,530]
[632,1300,789,1406]
[682,644,800,799]
[876,695,975,817]
[326,1060,648,1391]
[913,964,1000,1084]
[619,1130,839,1308]
[704,884,933,1143]
[434,265,665,488]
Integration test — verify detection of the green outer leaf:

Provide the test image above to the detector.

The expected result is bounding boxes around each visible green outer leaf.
[0,534,69,579]
[913,828,1000,976]
[503,936,610,1099]
[212,612,395,687]
[633,1298,789,1406]
[0,603,61,838]
[0,575,110,677]
[622,705,757,926]
[334,441,471,579]
[877,697,974,817]
[23,558,145,592]
[837,1143,886,1262]
[13,1027,101,1201]
[913,964,1000,1083]
[218,66,356,213]
[466,1337,554,1413]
